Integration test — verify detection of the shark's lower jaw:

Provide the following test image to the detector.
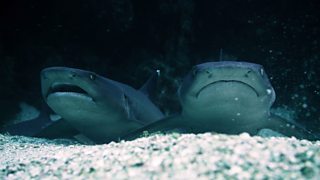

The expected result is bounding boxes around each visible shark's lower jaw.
[47,92,93,102]
[46,91,96,121]
[196,80,259,98]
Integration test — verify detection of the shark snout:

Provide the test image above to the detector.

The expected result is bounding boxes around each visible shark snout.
[41,67,98,101]
[41,67,82,81]
[192,67,213,78]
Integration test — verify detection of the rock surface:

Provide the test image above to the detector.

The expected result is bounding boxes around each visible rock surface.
[1,133,320,179]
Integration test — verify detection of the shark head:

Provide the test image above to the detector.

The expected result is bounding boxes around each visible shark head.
[41,67,126,126]
[178,61,276,127]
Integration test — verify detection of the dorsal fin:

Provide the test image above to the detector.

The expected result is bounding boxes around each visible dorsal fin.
[140,69,160,98]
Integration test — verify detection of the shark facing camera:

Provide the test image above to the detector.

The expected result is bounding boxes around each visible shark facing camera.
[125,61,318,141]
[178,61,275,128]
[2,61,319,144]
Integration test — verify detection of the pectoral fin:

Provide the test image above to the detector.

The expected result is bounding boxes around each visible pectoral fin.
[262,115,318,141]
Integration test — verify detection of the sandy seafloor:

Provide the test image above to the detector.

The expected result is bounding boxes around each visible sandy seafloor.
[0,133,319,180]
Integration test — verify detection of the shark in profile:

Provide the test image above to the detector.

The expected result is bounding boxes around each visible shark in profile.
[125,61,318,141]
[3,67,164,144]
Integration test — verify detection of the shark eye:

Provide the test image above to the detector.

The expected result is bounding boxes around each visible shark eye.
[260,68,264,76]
[89,74,96,80]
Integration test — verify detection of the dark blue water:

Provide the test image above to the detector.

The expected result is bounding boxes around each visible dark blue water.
[0,0,319,134]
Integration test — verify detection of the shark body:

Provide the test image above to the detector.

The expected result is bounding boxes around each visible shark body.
[3,67,164,144]
[125,61,318,141]
[3,62,317,142]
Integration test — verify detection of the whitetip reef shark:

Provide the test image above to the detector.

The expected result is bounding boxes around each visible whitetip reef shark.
[3,67,164,144]
[124,61,318,141]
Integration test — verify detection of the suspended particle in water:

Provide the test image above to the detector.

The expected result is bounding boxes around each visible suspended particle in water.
[302,103,308,108]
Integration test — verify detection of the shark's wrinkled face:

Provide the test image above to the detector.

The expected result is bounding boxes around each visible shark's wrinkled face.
[41,67,124,122]
[178,61,276,125]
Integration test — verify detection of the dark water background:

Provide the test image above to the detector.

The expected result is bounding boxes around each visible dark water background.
[0,0,319,132]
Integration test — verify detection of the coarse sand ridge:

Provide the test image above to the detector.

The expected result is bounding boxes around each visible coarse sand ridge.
[1,133,320,179]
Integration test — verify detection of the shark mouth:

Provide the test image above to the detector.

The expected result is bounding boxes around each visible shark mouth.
[196,80,259,98]
[46,83,92,100]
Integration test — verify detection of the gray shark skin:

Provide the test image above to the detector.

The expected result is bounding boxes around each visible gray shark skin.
[40,67,164,143]
[124,61,318,141]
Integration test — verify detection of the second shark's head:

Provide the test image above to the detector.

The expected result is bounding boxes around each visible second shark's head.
[178,61,276,125]
[41,67,125,123]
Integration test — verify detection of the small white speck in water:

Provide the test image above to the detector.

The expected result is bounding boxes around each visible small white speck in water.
[302,103,308,108]
[236,113,241,116]
[234,97,239,101]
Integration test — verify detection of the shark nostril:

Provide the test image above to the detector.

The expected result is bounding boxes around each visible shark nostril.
[205,69,213,78]
[244,70,252,78]
[192,67,213,77]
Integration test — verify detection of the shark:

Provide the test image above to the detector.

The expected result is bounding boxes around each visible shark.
[124,61,318,141]
[2,67,164,144]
